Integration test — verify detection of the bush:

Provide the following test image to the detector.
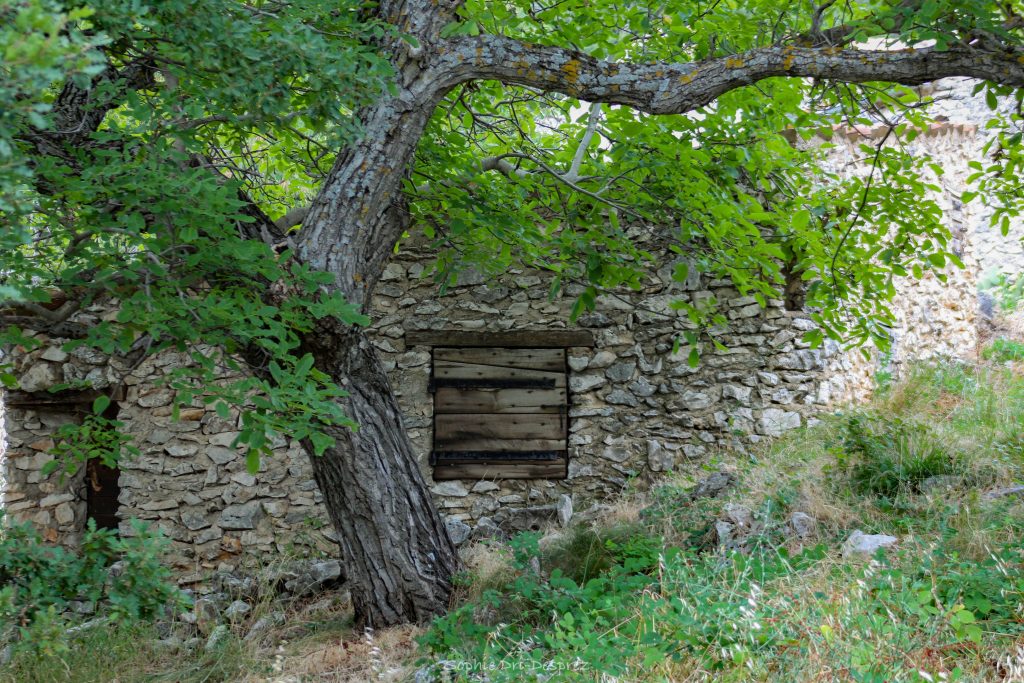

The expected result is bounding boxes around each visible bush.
[831,414,961,499]
[983,337,1024,363]
[0,513,190,658]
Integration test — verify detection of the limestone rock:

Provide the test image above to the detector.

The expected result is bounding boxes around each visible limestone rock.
[605,361,637,382]
[18,362,61,392]
[842,530,898,558]
[244,611,285,641]
[757,408,801,437]
[787,512,817,540]
[431,481,469,497]
[223,600,251,620]
[688,471,736,501]
[556,494,573,527]
[219,502,263,530]
[444,517,472,546]
[204,624,230,651]
[647,439,674,472]
[470,516,505,542]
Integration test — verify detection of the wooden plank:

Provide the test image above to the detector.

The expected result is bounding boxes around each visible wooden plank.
[407,329,595,348]
[3,386,126,406]
[433,450,562,462]
[435,413,566,444]
[434,387,566,414]
[433,360,566,388]
[433,459,568,480]
[434,347,565,371]
[432,436,566,452]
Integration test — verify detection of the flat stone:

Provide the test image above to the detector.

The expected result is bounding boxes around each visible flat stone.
[444,517,472,546]
[680,390,713,410]
[556,494,573,527]
[470,481,499,493]
[205,624,230,651]
[689,471,736,500]
[576,312,613,328]
[207,447,238,465]
[722,384,752,404]
[164,442,199,457]
[470,517,505,542]
[140,499,179,511]
[788,512,817,539]
[181,512,212,531]
[600,445,631,463]
[568,356,590,371]
[431,481,469,497]
[54,502,75,525]
[40,493,75,507]
[223,600,251,620]
[842,530,898,559]
[588,351,618,368]
[605,361,637,382]
[569,374,606,393]
[757,408,801,436]
[219,502,263,530]
[18,362,61,392]
[40,347,69,362]
[231,472,256,487]
[245,611,285,641]
[606,389,639,406]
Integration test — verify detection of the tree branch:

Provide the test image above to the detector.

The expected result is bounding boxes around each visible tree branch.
[566,102,602,182]
[438,37,1024,115]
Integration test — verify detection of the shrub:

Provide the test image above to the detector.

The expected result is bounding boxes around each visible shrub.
[831,414,961,499]
[0,513,190,658]
[983,337,1024,363]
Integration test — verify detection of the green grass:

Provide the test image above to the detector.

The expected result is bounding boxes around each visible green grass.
[424,361,1024,682]
[0,621,258,683]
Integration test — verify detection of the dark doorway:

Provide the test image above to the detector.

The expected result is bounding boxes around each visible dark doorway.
[86,458,121,531]
[86,399,122,532]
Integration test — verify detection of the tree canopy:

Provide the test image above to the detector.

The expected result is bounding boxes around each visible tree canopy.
[2,0,1023,624]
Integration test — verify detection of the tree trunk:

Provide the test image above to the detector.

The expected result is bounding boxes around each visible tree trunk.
[294,40,464,625]
[300,321,459,626]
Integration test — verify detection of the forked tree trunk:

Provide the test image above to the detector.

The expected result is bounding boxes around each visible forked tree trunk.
[299,323,458,626]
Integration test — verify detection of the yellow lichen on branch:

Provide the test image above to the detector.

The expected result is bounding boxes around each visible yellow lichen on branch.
[561,59,581,84]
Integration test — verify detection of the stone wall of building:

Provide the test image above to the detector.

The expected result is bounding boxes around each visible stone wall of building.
[0,338,336,577]
[0,79,1011,574]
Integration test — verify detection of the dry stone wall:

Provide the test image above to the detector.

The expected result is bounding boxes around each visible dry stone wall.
[0,78,1009,574]
[0,336,336,577]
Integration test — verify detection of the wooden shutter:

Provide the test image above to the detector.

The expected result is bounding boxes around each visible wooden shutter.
[431,347,568,480]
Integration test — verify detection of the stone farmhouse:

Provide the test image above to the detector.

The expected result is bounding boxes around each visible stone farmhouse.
[1,78,1022,579]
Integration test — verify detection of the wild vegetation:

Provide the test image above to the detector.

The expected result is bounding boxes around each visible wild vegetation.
[3,358,1022,682]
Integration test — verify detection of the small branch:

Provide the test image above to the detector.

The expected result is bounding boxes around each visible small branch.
[566,102,602,182]
[275,205,310,231]
[0,315,90,339]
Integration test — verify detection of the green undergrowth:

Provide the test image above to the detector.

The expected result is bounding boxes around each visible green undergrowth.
[423,361,1024,682]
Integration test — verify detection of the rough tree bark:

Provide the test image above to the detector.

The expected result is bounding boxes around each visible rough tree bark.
[298,322,458,625]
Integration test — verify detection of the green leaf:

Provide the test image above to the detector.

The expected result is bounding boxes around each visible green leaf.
[92,395,111,416]
[309,431,333,456]
[245,449,261,474]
